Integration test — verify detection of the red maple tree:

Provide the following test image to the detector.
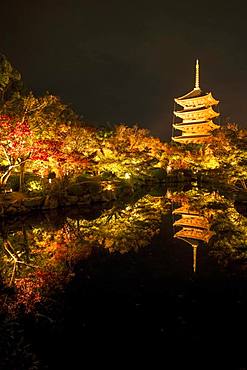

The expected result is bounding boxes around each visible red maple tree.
[0,115,33,188]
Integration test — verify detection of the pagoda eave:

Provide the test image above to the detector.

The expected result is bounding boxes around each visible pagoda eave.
[172,135,212,144]
[174,228,214,243]
[174,108,219,121]
[174,236,199,247]
[173,122,220,132]
[173,218,210,229]
[175,92,219,108]
[172,206,200,215]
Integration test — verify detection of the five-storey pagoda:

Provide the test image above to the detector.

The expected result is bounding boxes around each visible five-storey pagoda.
[172,60,220,144]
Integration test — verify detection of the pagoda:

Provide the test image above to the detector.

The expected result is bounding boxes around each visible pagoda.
[172,60,220,144]
[173,205,214,273]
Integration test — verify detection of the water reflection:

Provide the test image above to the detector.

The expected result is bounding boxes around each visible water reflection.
[173,204,213,273]
[0,194,170,313]
[168,189,247,271]
[0,188,246,314]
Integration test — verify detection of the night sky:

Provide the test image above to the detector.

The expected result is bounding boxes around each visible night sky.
[1,0,247,140]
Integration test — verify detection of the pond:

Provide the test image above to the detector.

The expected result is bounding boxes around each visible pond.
[0,185,247,368]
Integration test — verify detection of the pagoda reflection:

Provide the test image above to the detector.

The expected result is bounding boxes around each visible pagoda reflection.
[172,204,214,273]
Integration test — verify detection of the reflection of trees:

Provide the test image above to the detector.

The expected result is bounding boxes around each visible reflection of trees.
[1,187,245,315]
[0,214,93,313]
[72,195,169,254]
[169,189,247,268]
[0,195,169,314]
[210,206,247,267]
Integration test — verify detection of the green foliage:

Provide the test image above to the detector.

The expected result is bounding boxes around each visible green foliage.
[0,54,246,195]
[0,54,24,103]
[210,207,247,266]
[171,189,247,266]
[24,173,44,194]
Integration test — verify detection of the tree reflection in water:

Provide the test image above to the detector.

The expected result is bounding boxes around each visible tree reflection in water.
[0,194,170,314]
[168,189,247,270]
[0,189,246,314]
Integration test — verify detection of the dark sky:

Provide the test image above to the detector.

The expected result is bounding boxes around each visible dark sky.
[1,0,247,140]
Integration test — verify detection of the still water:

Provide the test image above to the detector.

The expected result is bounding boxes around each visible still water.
[0,186,247,366]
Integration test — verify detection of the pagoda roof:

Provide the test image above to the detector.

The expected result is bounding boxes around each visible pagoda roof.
[176,87,206,100]
[174,106,219,121]
[173,217,210,229]
[173,119,218,126]
[174,227,214,243]
[175,92,219,109]
[174,236,199,248]
[172,135,212,144]
[175,89,219,105]
[172,206,200,215]
[173,121,219,131]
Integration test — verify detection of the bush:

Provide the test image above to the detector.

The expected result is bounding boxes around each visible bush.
[24,173,44,194]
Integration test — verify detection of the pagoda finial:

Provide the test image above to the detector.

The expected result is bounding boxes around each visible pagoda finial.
[192,244,197,273]
[195,59,200,89]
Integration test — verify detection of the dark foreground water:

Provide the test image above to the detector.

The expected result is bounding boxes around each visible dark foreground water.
[0,186,247,368]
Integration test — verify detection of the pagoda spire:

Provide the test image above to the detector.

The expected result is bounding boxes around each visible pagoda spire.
[195,59,200,89]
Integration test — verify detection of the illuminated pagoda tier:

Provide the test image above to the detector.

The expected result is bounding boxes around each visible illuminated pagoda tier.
[173,205,214,272]
[172,60,220,144]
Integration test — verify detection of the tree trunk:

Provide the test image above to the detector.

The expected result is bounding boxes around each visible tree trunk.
[0,167,13,187]
[19,162,25,192]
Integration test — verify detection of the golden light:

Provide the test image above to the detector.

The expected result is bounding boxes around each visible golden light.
[105,184,113,190]
[27,181,43,192]
[124,173,131,179]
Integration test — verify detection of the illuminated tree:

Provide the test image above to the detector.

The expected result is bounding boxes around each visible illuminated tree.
[0,115,33,188]
[0,54,24,103]
[91,124,169,179]
[210,124,247,189]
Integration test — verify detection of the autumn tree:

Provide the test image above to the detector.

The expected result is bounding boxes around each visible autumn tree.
[0,54,24,104]
[0,115,33,188]
[1,92,88,189]
[89,124,169,179]
[209,124,247,189]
